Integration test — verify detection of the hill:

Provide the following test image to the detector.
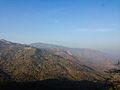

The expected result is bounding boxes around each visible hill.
[0,39,119,90]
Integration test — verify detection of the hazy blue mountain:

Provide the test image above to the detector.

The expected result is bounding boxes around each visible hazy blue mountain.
[31,42,67,49]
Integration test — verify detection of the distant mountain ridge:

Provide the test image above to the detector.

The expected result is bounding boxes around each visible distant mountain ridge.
[31,42,67,49]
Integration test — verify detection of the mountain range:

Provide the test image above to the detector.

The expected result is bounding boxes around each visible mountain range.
[0,39,120,90]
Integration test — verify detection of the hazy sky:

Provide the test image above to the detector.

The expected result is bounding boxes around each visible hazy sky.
[0,0,120,51]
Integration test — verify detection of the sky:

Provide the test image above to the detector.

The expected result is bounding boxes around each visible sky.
[0,0,120,53]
